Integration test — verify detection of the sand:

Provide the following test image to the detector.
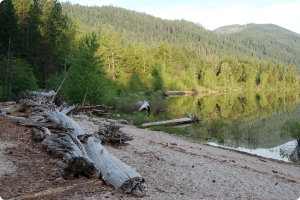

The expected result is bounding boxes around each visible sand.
[73,116,300,200]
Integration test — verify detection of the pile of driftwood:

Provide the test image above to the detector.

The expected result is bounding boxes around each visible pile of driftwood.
[0,91,147,197]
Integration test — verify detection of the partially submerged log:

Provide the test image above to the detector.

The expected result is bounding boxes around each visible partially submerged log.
[94,123,133,145]
[45,109,147,196]
[142,109,201,127]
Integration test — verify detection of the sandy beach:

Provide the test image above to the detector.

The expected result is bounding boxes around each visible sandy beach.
[74,116,300,199]
[0,114,299,199]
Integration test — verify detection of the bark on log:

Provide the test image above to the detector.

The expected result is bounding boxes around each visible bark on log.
[44,109,147,196]
[41,132,100,180]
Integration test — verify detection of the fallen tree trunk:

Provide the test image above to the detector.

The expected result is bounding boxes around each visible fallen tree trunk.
[30,90,55,98]
[41,131,100,179]
[6,102,26,115]
[142,118,193,127]
[142,109,201,127]
[82,137,146,196]
[44,109,147,196]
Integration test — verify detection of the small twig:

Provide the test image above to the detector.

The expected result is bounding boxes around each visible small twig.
[82,87,88,106]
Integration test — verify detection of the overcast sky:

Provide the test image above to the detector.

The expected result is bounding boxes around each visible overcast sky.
[2,0,298,33]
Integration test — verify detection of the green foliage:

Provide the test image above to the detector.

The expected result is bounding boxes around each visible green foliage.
[281,119,300,146]
[64,32,110,105]
[61,4,300,74]
[152,67,164,91]
[144,89,154,96]
[206,119,228,143]
[0,57,38,100]
[132,111,148,125]
[117,93,142,114]
[0,84,3,100]
[128,73,145,92]
[147,92,168,113]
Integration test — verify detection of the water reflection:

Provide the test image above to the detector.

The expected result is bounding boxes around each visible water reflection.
[162,90,300,163]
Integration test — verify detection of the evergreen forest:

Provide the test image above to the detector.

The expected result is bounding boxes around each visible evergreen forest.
[1,0,300,104]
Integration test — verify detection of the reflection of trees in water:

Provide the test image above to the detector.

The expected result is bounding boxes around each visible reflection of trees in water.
[245,125,260,149]
[279,142,300,163]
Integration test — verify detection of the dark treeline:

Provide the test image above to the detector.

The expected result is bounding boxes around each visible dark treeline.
[0,0,299,103]
[61,2,300,73]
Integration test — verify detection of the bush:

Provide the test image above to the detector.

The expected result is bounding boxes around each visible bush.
[144,89,154,96]
[147,93,168,113]
[117,93,143,114]
[132,111,148,125]
[281,119,300,146]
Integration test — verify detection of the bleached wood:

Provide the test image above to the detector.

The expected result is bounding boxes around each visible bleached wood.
[41,132,99,179]
[45,109,147,196]
[30,90,55,98]
[142,118,193,127]
[82,137,146,195]
[142,109,201,127]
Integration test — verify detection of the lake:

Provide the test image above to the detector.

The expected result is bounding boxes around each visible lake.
[150,90,300,163]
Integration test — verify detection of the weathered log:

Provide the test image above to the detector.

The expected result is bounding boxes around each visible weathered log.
[17,119,64,129]
[136,100,150,114]
[142,109,201,127]
[142,118,193,127]
[30,90,55,98]
[44,109,147,196]
[82,137,147,196]
[6,102,26,115]
[41,131,100,179]
[94,123,133,145]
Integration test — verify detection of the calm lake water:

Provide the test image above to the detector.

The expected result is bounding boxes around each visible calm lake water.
[151,90,300,163]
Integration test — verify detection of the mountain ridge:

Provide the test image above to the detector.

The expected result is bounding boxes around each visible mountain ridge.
[61,3,300,72]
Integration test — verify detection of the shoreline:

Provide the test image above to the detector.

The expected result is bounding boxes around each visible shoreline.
[1,115,299,199]
[76,116,300,199]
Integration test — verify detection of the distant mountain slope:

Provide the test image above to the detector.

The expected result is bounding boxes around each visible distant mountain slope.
[61,3,300,73]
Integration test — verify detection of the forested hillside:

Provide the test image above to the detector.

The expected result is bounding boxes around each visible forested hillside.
[0,0,300,104]
[61,2,300,71]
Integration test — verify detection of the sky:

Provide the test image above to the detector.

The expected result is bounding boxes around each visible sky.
[58,0,300,34]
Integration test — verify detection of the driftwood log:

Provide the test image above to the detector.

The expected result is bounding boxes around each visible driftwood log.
[30,90,55,98]
[41,131,99,179]
[94,124,133,145]
[142,109,201,127]
[44,109,147,196]
[136,100,150,115]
